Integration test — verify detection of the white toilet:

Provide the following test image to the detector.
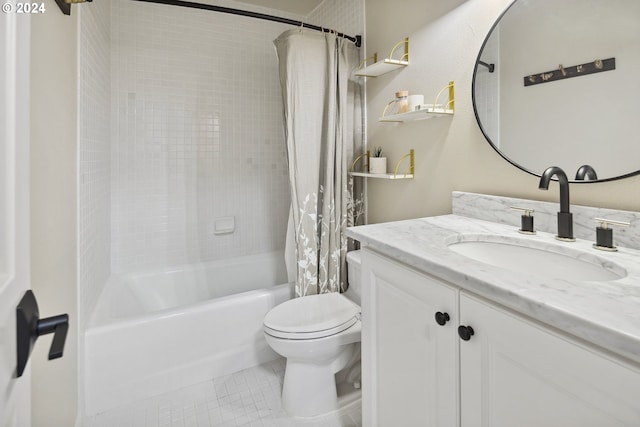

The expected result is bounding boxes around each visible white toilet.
[263,250,362,418]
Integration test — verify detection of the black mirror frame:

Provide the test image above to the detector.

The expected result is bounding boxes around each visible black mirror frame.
[471,0,640,183]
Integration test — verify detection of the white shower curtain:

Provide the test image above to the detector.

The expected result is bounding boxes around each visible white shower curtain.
[274,29,364,297]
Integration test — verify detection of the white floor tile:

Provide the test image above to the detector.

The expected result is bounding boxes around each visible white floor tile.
[84,358,361,427]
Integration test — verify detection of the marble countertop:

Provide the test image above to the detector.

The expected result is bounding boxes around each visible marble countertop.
[347,215,640,364]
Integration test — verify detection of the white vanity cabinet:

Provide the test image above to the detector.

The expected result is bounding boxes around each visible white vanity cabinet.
[460,292,640,427]
[362,249,459,427]
[362,248,640,427]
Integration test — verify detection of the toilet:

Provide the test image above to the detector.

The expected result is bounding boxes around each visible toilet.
[263,250,362,418]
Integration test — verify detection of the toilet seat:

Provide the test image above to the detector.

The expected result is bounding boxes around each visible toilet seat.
[264,293,360,340]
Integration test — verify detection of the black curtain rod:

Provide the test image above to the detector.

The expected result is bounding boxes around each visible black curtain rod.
[132,0,362,47]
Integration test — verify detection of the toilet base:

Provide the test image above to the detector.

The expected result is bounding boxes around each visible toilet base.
[280,342,356,418]
[282,360,339,417]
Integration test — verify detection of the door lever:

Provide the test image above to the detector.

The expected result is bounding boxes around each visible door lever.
[16,290,69,377]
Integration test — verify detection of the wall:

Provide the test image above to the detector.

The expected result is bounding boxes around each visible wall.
[365,0,640,224]
[110,0,294,274]
[78,0,111,418]
[308,0,364,39]
[29,0,78,425]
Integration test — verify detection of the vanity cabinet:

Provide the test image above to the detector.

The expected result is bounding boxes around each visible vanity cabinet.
[362,248,640,427]
[460,292,640,427]
[362,250,459,427]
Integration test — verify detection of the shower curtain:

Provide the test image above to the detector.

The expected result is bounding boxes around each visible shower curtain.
[274,29,364,297]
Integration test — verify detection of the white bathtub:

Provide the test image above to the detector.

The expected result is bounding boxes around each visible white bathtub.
[85,251,292,415]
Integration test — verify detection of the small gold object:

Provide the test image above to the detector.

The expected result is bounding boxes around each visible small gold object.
[528,75,537,83]
[540,72,553,81]
[594,59,604,69]
[558,64,567,76]
[576,64,583,73]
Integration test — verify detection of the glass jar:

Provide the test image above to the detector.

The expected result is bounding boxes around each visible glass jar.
[394,90,409,114]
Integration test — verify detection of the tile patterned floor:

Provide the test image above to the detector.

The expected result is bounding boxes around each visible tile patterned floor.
[84,359,362,427]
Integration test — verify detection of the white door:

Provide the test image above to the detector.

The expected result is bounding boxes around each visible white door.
[362,250,459,427]
[1,4,32,426]
[460,292,640,427]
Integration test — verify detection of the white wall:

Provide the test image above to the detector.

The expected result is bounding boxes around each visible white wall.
[109,0,293,274]
[365,0,640,224]
[78,0,111,418]
[30,0,78,425]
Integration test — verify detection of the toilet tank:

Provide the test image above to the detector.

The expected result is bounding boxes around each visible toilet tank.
[345,250,362,306]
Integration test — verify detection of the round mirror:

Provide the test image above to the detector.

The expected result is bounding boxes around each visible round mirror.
[472,0,640,182]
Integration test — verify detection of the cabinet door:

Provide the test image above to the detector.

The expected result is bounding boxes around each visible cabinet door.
[362,250,458,427]
[460,292,640,427]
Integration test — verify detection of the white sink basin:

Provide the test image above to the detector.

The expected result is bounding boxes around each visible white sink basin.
[447,235,626,281]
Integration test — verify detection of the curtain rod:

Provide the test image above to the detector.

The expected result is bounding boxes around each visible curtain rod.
[131,0,362,47]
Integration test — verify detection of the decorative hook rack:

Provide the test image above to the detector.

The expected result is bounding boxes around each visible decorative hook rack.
[524,57,615,87]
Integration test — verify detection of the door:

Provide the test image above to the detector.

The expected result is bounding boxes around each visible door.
[460,292,640,427]
[362,250,459,427]
[1,4,32,426]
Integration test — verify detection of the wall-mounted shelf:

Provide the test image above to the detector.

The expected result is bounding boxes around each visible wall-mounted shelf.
[379,107,453,123]
[355,38,409,77]
[350,149,414,180]
[379,81,455,122]
[350,172,414,180]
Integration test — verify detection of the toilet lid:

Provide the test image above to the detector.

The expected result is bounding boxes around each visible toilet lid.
[264,293,360,340]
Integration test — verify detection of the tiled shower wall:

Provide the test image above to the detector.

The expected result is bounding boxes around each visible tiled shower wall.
[109,0,365,274]
[308,0,364,43]
[79,0,111,416]
[79,0,111,329]
[110,0,300,273]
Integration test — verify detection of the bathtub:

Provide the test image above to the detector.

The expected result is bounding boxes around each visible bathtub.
[85,251,292,415]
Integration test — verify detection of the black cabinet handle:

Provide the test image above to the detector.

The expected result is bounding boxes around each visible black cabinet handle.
[434,311,450,326]
[16,290,69,377]
[458,325,475,341]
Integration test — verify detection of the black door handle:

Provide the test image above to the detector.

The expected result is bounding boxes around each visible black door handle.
[37,314,69,360]
[16,290,69,377]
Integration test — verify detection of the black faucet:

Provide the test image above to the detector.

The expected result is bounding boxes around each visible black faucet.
[538,166,575,241]
[575,164,598,181]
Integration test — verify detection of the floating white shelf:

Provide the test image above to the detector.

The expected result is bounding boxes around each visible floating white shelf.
[354,59,409,77]
[379,108,454,123]
[350,149,414,180]
[379,81,455,123]
[350,172,414,180]
[354,38,409,78]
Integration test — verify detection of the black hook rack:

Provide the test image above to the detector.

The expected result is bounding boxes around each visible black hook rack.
[524,57,615,87]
